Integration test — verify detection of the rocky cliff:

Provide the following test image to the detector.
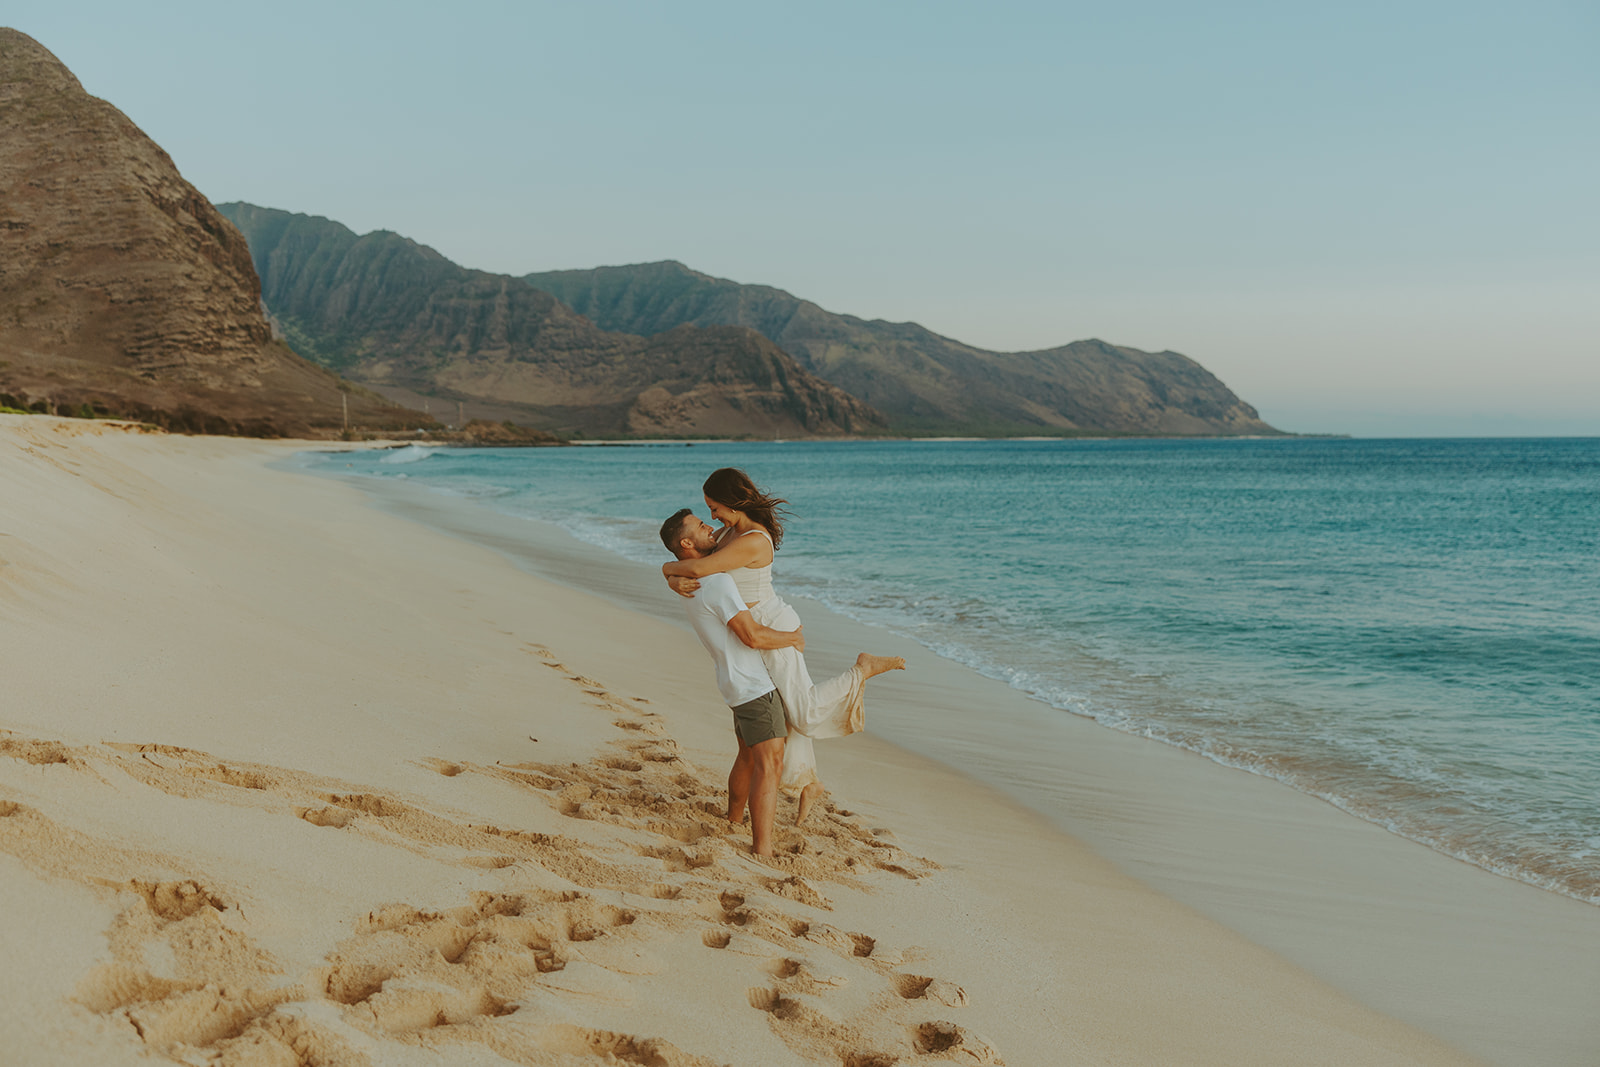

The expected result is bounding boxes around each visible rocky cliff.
[219,204,884,438]
[527,261,1281,437]
[0,29,425,435]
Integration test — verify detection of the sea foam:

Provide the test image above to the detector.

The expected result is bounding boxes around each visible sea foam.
[378,444,440,465]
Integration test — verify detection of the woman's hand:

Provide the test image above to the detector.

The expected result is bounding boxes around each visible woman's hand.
[666,574,701,598]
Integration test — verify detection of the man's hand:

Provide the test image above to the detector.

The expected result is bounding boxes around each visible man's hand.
[666,574,701,598]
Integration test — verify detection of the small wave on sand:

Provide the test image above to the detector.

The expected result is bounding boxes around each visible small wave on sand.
[377,444,440,465]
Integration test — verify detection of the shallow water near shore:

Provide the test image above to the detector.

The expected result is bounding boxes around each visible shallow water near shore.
[301,436,1600,907]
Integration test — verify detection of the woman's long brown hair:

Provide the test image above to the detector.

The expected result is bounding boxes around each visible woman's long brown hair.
[703,467,790,549]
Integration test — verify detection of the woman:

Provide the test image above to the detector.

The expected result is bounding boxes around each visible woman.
[663,467,904,823]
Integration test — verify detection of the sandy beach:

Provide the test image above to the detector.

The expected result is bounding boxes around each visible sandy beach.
[0,417,1587,1066]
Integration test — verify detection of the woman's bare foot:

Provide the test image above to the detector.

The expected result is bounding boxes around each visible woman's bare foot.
[855,652,906,680]
[797,781,825,825]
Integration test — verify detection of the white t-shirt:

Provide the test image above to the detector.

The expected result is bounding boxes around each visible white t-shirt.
[684,572,775,707]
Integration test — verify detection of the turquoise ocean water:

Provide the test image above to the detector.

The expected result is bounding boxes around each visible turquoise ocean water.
[302,438,1600,905]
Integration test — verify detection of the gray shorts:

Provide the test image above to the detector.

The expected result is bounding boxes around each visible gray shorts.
[731,689,786,747]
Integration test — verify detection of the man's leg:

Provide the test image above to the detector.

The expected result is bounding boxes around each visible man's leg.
[747,736,785,857]
[730,690,789,856]
[727,738,754,827]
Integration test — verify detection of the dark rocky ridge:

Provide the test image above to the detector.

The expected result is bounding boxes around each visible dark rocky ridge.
[0,29,425,435]
[527,261,1282,437]
[219,204,884,438]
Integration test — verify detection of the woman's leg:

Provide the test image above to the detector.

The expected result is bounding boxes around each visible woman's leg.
[728,736,754,827]
[757,596,896,739]
[797,781,825,825]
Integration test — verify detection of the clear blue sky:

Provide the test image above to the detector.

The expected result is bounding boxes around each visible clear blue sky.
[10,1,1598,434]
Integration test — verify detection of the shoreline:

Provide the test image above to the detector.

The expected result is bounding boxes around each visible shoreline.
[0,416,1555,1064]
[314,450,1600,1067]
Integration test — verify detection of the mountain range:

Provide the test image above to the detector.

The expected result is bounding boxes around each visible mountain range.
[215,204,882,439]
[527,261,1280,437]
[3,21,1279,441]
[222,204,1279,438]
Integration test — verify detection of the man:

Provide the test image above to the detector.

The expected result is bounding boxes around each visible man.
[660,507,804,858]
[661,506,905,825]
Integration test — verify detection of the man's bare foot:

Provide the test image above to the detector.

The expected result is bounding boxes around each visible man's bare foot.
[855,652,906,680]
[796,781,825,825]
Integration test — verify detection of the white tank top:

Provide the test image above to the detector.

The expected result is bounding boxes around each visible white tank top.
[730,527,775,605]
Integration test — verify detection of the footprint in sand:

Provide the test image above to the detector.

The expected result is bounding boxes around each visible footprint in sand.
[640,845,718,873]
[0,733,73,765]
[912,1020,1005,1062]
[4,728,994,1065]
[191,764,279,791]
[895,973,969,1007]
[747,964,1000,1065]
[620,739,682,764]
[45,730,936,899]
[763,875,832,910]
[294,805,356,829]
[73,882,717,1065]
[766,957,802,978]
[421,758,465,777]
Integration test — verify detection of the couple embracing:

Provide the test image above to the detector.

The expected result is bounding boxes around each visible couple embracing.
[658,468,905,858]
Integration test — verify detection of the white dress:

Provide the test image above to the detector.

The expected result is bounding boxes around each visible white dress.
[729,529,865,791]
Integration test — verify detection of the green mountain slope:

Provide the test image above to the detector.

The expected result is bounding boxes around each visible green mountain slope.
[217,205,884,438]
[527,261,1280,437]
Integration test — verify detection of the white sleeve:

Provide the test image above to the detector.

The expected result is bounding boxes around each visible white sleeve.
[698,574,745,626]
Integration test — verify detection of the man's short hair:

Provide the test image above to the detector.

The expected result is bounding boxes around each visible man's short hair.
[658,508,694,557]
